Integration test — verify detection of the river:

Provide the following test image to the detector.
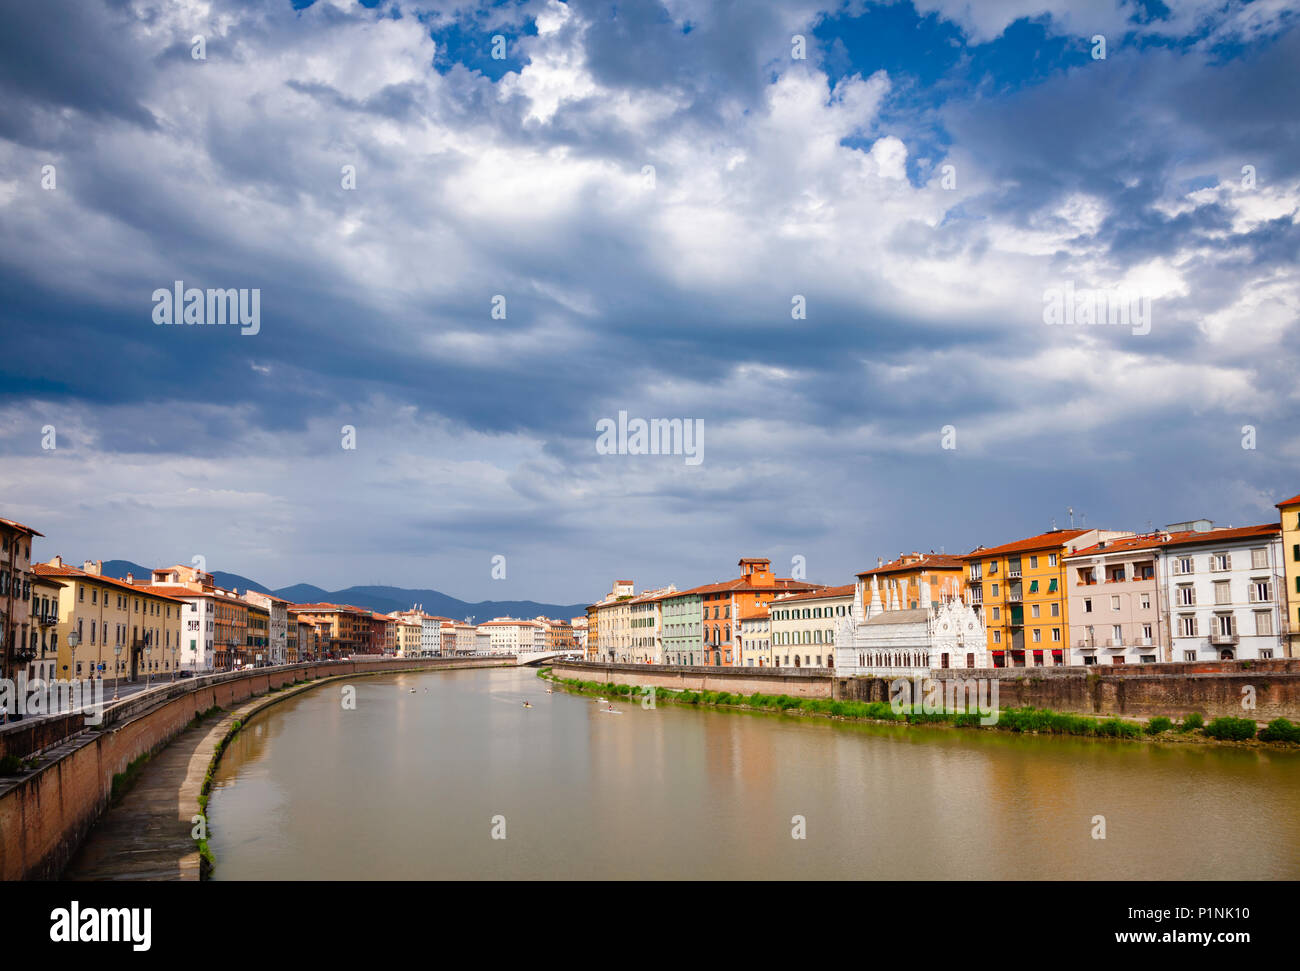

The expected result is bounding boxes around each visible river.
[206,666,1300,879]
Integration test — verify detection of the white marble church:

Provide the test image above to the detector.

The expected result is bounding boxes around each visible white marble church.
[833,574,989,676]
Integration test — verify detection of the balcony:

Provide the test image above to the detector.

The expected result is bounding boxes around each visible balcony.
[1209,632,1240,646]
[1007,570,1022,579]
[1105,638,1124,648]
[1075,639,1095,649]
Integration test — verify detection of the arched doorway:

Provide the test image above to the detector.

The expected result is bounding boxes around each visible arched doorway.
[1220,648,1235,660]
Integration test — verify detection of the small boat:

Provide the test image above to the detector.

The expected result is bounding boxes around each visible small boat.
[596,697,608,703]
[522,701,533,709]
[408,689,416,693]
[545,689,553,694]
[602,707,622,715]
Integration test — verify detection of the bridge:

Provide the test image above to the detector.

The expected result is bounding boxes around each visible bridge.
[513,650,584,666]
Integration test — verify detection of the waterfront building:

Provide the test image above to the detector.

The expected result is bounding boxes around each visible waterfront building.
[571,616,588,654]
[768,584,855,669]
[1278,493,1300,657]
[0,517,42,681]
[395,619,422,657]
[390,608,443,657]
[292,603,370,657]
[441,626,457,656]
[454,622,477,655]
[1064,534,1164,664]
[963,528,1133,667]
[36,558,186,680]
[129,564,255,670]
[245,602,270,665]
[1156,522,1283,662]
[661,587,705,666]
[627,587,675,663]
[694,558,818,666]
[834,576,989,676]
[478,617,540,654]
[738,603,770,667]
[587,580,634,661]
[29,571,66,683]
[855,552,965,612]
[242,590,291,664]
[475,628,491,653]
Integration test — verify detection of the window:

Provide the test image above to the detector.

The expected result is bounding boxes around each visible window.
[1028,580,1039,593]
[1140,593,1151,610]
[1048,554,1057,567]
[1112,624,1122,642]
[1032,628,1042,643]
[1214,580,1231,605]
[1183,650,1196,661]
[1250,579,1273,603]
[1177,585,1195,606]
[1251,547,1268,569]
[1051,628,1061,642]
[1255,611,1274,636]
[992,630,1001,643]
[992,606,1000,620]
[1176,556,1194,575]
[988,561,998,575]
[1029,556,1039,569]
[1031,604,1040,618]
[1211,553,1231,571]
[991,583,999,596]
[1051,602,1060,617]
[1142,623,1152,641]
[1047,578,1058,593]
[1179,615,1197,637]
[1111,595,1120,611]
[1084,598,1092,613]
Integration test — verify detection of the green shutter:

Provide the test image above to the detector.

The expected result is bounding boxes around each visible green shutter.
[1048,578,1058,593]
[1029,580,1038,593]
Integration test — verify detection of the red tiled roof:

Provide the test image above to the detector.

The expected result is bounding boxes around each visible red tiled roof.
[856,553,964,577]
[33,564,187,602]
[1276,493,1300,508]
[960,529,1091,559]
[1069,523,1279,556]
[691,576,818,596]
[771,583,855,603]
[0,517,43,537]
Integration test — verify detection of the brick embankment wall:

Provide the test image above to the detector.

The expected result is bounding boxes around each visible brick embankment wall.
[0,656,509,881]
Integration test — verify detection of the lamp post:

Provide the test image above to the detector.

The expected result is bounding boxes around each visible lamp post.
[67,630,80,713]
[171,644,178,682]
[113,644,122,701]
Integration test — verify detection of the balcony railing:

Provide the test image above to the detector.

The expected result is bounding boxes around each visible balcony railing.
[1209,632,1240,645]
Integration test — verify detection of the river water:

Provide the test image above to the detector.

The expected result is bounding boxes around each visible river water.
[206,666,1300,879]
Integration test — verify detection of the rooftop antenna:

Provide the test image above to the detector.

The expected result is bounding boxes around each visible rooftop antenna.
[1081,512,1087,527]
[1067,507,1074,528]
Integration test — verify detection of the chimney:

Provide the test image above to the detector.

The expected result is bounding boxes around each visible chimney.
[50,554,63,568]
[83,559,102,576]
[126,572,134,583]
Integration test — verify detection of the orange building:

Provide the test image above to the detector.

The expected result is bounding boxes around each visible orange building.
[694,558,818,666]
[962,527,1132,666]
[855,552,965,611]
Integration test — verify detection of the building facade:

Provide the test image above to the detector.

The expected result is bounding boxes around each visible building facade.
[661,588,704,666]
[0,517,42,681]
[1278,494,1300,658]
[768,584,855,669]
[695,558,818,666]
[963,528,1132,667]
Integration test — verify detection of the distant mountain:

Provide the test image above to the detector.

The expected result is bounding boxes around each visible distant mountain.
[78,559,586,619]
[271,583,587,621]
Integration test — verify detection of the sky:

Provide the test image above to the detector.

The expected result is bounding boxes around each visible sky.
[1,0,1298,604]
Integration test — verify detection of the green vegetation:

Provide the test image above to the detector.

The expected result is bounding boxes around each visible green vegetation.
[1145,716,1173,735]
[110,750,152,804]
[1203,717,1257,741]
[1179,712,1204,733]
[0,754,24,775]
[1259,718,1300,743]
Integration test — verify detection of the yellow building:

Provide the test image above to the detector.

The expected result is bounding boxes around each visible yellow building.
[1278,492,1300,658]
[856,552,966,611]
[962,528,1131,667]
[35,557,185,683]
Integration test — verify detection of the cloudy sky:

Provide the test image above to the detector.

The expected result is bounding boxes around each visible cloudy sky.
[1,0,1297,604]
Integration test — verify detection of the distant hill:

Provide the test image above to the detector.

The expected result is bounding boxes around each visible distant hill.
[84,560,585,620]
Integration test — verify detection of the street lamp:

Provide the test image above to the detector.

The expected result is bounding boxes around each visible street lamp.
[113,644,122,701]
[67,630,80,713]
[171,644,178,682]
